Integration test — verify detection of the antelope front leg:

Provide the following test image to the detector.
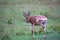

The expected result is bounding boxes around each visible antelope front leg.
[31,24,34,39]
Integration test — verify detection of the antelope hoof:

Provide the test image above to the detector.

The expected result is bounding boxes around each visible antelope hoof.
[43,35,47,39]
[32,37,34,39]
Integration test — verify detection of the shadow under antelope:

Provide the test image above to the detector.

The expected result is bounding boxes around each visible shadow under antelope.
[23,11,48,39]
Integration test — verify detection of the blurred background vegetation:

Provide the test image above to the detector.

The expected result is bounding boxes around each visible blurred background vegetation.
[0,0,60,40]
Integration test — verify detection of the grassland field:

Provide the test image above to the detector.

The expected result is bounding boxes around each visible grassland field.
[0,0,60,40]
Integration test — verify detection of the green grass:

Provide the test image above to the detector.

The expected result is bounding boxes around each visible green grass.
[2,34,60,40]
[0,0,60,40]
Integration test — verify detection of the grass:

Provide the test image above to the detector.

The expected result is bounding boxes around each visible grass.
[0,0,60,40]
[3,34,60,40]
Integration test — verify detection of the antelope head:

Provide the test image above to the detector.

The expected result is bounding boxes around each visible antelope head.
[23,11,31,23]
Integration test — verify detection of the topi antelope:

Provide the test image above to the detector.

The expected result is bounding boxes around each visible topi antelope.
[23,11,48,39]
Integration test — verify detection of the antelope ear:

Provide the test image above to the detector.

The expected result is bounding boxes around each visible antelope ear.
[23,11,25,16]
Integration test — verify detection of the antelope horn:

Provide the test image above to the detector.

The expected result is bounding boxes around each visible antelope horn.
[28,11,31,15]
[23,11,25,14]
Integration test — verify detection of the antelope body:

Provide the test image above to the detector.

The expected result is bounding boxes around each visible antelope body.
[23,12,48,39]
